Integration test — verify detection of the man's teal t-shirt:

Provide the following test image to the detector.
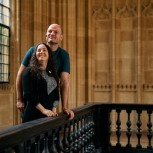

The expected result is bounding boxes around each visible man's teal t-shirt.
[22,46,70,76]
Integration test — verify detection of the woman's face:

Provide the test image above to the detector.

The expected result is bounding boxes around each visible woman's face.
[36,44,49,63]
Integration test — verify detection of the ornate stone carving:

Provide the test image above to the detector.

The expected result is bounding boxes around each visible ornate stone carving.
[116,0,137,18]
[116,84,137,91]
[93,84,112,91]
[142,84,153,91]
[0,84,11,90]
[142,0,153,16]
[92,1,112,20]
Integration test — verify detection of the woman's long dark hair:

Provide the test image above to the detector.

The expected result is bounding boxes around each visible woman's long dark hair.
[29,42,59,86]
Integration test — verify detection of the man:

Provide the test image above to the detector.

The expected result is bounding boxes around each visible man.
[16,24,74,120]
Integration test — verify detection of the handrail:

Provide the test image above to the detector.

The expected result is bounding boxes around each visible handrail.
[0,103,96,152]
[1,102,153,153]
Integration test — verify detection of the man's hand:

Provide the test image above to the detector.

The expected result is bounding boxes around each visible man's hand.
[63,108,74,120]
[16,100,25,112]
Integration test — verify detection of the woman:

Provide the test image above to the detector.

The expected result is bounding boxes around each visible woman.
[22,43,59,123]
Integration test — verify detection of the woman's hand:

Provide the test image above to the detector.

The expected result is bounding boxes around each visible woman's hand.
[36,103,58,117]
[52,107,58,116]
[42,109,56,117]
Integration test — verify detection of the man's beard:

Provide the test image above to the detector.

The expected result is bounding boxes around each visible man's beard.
[48,40,58,45]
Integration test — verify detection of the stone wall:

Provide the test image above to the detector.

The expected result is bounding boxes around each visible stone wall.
[0,0,153,130]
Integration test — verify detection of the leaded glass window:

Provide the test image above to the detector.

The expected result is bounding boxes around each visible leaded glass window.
[0,0,10,83]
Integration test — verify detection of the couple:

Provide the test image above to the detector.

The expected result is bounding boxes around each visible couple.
[16,24,74,122]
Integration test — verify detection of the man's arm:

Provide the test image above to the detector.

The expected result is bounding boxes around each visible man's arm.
[60,72,74,120]
[16,64,26,112]
[16,46,35,112]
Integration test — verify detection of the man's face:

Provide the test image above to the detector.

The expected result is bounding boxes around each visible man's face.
[46,24,63,45]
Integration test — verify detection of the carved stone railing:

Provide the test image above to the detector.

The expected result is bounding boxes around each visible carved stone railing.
[0,103,153,153]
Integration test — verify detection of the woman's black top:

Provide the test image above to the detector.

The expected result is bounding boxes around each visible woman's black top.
[22,67,59,123]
